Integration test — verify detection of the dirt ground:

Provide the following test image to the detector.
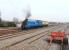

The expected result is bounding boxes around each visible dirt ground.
[0,24,69,50]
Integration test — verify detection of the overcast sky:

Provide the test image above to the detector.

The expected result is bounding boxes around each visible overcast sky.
[0,0,69,22]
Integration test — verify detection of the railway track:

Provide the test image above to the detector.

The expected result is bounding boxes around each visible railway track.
[0,26,54,41]
[0,28,49,41]
[0,25,56,46]
[28,26,65,50]
[0,25,64,50]
[0,28,21,36]
[0,29,39,40]
[0,24,67,50]
[44,25,68,50]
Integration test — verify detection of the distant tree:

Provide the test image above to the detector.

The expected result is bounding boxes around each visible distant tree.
[7,22,16,27]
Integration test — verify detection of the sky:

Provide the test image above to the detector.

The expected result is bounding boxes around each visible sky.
[0,0,69,22]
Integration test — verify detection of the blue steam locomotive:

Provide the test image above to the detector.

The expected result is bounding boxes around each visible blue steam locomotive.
[21,12,48,30]
[21,19,48,30]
